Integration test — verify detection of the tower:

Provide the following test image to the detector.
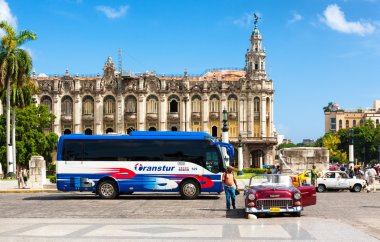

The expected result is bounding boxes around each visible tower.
[245,14,267,80]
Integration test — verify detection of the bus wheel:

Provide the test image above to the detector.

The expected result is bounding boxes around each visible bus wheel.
[98,180,118,199]
[180,180,200,200]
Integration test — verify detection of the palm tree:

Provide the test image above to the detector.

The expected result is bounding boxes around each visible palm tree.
[0,78,39,172]
[0,21,36,175]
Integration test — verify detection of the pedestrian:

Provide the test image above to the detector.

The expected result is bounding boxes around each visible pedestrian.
[365,166,377,193]
[348,166,355,178]
[17,166,25,189]
[311,164,317,187]
[22,167,29,187]
[222,166,238,210]
[275,165,281,174]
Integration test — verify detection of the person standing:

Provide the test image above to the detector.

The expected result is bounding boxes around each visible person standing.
[365,166,377,192]
[222,167,238,210]
[17,166,25,189]
[22,167,29,187]
[311,165,317,187]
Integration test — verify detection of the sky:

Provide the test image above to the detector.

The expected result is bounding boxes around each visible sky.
[1,0,380,143]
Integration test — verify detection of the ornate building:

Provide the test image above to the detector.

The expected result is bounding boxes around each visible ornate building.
[33,21,277,168]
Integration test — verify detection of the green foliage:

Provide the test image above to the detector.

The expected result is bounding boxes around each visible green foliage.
[242,168,266,174]
[47,175,56,184]
[0,105,57,173]
[277,143,297,150]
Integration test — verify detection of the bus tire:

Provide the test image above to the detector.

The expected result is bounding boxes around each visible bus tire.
[97,179,118,199]
[180,179,200,200]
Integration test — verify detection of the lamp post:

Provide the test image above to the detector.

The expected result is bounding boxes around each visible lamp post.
[222,108,230,167]
[237,133,244,176]
[362,147,366,167]
[349,128,354,168]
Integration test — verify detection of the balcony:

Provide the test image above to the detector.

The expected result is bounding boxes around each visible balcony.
[167,112,179,121]
[228,112,237,120]
[61,114,73,122]
[82,114,94,122]
[125,112,137,121]
[191,112,201,120]
[146,113,158,121]
[209,112,219,120]
[103,114,115,122]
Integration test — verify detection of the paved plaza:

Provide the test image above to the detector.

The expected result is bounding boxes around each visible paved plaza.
[0,188,379,241]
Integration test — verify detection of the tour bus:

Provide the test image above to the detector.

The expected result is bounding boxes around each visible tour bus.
[56,131,234,199]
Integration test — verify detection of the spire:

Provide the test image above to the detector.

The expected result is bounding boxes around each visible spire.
[245,13,266,79]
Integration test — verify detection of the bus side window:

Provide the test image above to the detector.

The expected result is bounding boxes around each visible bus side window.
[63,141,83,161]
[206,151,219,174]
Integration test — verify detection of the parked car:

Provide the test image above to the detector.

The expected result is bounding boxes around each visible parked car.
[244,174,316,218]
[292,170,312,187]
[316,171,366,192]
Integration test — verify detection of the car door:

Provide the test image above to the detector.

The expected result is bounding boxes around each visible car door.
[321,172,337,189]
[298,185,317,206]
[336,172,350,189]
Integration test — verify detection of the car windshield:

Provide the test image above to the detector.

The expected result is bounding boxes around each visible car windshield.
[249,174,293,187]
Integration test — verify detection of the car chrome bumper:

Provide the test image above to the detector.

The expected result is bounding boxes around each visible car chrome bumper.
[245,206,303,213]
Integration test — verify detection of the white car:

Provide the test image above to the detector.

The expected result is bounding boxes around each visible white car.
[317,171,366,192]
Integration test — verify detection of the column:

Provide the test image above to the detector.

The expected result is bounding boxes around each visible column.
[270,97,274,137]
[138,94,146,131]
[180,98,186,131]
[185,96,191,131]
[202,95,209,133]
[261,96,266,137]
[247,95,253,137]
[74,94,81,133]
[117,95,123,134]
[95,94,102,134]
[53,94,61,135]
[239,98,244,136]
[160,94,167,131]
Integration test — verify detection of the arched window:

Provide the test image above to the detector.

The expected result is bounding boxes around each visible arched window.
[168,95,179,113]
[83,96,94,115]
[63,129,72,135]
[147,95,158,114]
[210,95,219,113]
[353,120,357,127]
[360,119,364,126]
[227,95,238,113]
[149,127,157,131]
[171,126,177,131]
[191,95,201,113]
[346,120,349,128]
[339,120,342,129]
[61,96,73,115]
[41,96,52,112]
[106,128,113,134]
[84,129,92,135]
[127,127,135,134]
[104,96,115,115]
[254,97,260,113]
[125,95,137,113]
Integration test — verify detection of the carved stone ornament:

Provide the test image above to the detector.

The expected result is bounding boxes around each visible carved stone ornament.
[191,112,201,120]
[209,112,219,120]
[146,113,158,121]
[82,114,94,122]
[167,112,180,121]
[125,112,137,121]
[81,80,94,92]
[39,81,52,92]
[102,56,116,89]
[61,114,73,123]
[61,80,73,92]
[103,114,115,122]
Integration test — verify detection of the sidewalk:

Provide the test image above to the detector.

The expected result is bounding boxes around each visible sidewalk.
[0,179,58,193]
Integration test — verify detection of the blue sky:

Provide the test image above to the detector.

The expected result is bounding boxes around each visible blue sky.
[1,0,380,143]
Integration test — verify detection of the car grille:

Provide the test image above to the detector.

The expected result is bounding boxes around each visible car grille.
[256,199,293,209]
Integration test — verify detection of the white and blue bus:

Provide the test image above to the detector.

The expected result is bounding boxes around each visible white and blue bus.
[56,131,234,199]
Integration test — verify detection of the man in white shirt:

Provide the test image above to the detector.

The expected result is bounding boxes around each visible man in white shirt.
[365,166,377,192]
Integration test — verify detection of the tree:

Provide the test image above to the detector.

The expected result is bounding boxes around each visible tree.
[323,102,334,112]
[0,78,39,172]
[323,132,348,163]
[0,105,57,174]
[0,21,37,174]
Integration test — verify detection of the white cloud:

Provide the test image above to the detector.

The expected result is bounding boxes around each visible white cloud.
[321,4,375,36]
[96,5,129,19]
[0,0,17,29]
[289,13,303,24]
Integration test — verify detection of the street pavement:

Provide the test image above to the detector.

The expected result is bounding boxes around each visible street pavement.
[0,179,380,241]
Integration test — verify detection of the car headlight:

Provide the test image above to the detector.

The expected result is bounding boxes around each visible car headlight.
[248,194,256,200]
[294,193,301,200]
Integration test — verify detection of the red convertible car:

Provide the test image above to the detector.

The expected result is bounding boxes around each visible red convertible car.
[244,174,316,218]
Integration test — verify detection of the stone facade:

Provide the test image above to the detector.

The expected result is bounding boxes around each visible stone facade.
[28,156,47,189]
[279,147,330,173]
[33,23,277,168]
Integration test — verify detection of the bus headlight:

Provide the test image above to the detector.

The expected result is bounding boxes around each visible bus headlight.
[248,194,256,200]
[294,193,301,200]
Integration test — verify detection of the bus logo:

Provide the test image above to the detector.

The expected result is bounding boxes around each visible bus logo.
[134,163,175,172]
[135,163,143,171]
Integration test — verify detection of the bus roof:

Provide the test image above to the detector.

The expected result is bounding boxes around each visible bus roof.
[58,131,217,141]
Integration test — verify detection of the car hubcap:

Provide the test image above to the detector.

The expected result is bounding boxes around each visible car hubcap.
[183,183,196,197]
[101,183,114,197]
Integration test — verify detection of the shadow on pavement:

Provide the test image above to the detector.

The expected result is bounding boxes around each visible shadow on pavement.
[23,194,221,201]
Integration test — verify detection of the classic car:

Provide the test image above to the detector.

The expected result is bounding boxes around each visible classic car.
[244,174,316,218]
[316,171,366,192]
[292,170,312,187]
